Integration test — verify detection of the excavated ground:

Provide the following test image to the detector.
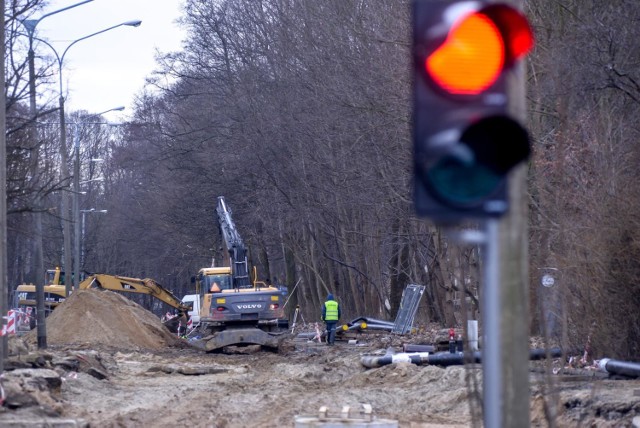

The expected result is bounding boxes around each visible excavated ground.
[0,289,639,427]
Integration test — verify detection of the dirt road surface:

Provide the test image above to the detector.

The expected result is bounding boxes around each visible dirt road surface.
[1,289,639,427]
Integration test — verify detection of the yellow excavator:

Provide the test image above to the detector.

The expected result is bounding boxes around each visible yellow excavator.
[15,268,191,332]
[14,268,68,316]
[78,273,192,332]
[189,196,289,351]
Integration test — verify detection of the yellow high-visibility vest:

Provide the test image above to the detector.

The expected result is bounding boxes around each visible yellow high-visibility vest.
[324,300,339,321]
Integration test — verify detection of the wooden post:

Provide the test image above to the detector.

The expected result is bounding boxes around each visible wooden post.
[501,1,531,426]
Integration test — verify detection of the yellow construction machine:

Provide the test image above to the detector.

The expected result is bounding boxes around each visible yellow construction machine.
[78,274,192,332]
[189,196,289,351]
[14,268,68,316]
[15,268,191,332]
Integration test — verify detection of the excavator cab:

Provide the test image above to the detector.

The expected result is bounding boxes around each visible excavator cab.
[15,268,68,323]
[195,267,234,295]
[45,268,64,286]
[201,273,232,292]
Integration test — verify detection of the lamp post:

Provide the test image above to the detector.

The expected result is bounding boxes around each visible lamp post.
[80,209,108,272]
[73,107,124,290]
[21,0,95,351]
[31,20,141,298]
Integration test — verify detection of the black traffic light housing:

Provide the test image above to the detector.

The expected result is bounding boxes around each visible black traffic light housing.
[412,0,534,223]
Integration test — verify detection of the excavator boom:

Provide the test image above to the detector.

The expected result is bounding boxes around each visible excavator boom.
[79,274,191,314]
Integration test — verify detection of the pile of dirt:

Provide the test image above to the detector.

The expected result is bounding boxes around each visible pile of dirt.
[25,289,186,351]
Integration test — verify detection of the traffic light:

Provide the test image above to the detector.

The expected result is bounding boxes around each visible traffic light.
[412,0,534,223]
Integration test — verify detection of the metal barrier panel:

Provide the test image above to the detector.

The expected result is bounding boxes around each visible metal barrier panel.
[392,284,425,334]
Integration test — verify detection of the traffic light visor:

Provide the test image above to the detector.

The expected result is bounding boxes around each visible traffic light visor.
[486,4,535,61]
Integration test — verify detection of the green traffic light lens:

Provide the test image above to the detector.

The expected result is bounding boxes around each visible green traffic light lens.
[426,157,502,207]
[419,116,529,209]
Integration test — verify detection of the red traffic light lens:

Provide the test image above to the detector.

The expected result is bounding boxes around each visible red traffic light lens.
[426,12,504,95]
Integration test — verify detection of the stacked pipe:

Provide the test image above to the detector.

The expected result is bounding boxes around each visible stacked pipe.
[340,317,395,333]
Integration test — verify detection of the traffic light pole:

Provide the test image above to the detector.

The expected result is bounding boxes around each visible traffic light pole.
[412,2,534,424]
[451,219,501,427]
[482,218,501,428]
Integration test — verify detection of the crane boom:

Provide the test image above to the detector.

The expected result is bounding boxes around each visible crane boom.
[216,196,250,288]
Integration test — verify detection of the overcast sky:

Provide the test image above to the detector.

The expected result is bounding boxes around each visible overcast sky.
[32,0,186,119]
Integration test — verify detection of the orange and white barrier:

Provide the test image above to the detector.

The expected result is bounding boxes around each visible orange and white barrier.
[12,308,32,329]
[313,322,323,343]
[1,310,16,336]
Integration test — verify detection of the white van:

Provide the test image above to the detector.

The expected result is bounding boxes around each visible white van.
[181,294,200,324]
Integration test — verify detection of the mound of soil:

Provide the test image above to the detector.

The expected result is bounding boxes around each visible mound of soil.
[25,289,185,351]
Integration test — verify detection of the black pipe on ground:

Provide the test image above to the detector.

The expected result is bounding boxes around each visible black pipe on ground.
[360,352,432,368]
[425,352,482,367]
[529,347,563,360]
[361,348,564,368]
[598,358,640,378]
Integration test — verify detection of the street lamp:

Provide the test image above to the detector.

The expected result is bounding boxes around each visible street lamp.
[21,0,95,351]
[73,107,122,290]
[31,20,141,297]
[22,1,96,122]
[80,209,108,273]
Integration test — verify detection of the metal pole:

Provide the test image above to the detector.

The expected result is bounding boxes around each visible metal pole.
[27,25,47,351]
[482,218,501,428]
[0,0,7,371]
[59,94,72,298]
[81,210,87,270]
[73,127,80,290]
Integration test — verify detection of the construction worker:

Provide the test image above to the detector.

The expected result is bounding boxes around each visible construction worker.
[321,293,341,345]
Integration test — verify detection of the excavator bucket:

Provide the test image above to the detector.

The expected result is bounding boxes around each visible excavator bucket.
[163,315,185,334]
